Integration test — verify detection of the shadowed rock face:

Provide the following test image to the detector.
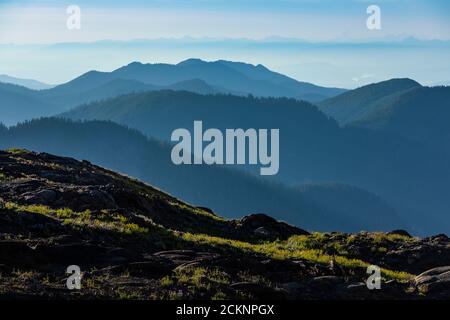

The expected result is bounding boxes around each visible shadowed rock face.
[413,266,450,297]
[237,213,310,239]
[0,149,449,300]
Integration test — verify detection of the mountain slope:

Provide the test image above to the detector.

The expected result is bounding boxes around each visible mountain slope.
[215,59,345,98]
[45,58,344,104]
[111,59,345,99]
[1,149,449,299]
[0,83,58,126]
[63,90,450,235]
[0,74,54,90]
[0,77,219,126]
[0,59,345,126]
[349,86,450,155]
[318,79,421,125]
[0,117,407,233]
[297,183,400,229]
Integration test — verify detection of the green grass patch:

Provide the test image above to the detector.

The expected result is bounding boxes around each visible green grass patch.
[5,148,29,155]
[179,232,414,281]
[5,202,149,235]
[157,265,233,299]
[171,202,226,222]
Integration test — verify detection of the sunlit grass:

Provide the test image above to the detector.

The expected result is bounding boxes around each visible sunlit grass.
[5,202,149,235]
[179,232,414,281]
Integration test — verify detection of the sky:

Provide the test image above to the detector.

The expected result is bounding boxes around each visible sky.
[0,0,449,88]
[1,0,449,42]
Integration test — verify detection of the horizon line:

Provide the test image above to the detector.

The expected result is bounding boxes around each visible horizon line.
[2,35,450,46]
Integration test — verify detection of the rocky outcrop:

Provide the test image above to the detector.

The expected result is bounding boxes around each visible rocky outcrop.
[413,266,450,298]
[384,235,450,274]
[237,213,309,240]
[0,149,449,300]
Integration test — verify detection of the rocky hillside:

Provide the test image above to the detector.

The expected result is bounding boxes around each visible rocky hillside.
[0,149,449,299]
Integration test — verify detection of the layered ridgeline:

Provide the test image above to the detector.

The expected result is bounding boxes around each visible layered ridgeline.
[317,78,421,125]
[0,83,61,126]
[0,74,54,90]
[63,91,450,235]
[1,149,449,299]
[0,118,402,233]
[0,59,344,126]
[319,79,450,154]
[349,86,450,156]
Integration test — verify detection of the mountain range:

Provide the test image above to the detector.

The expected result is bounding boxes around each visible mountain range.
[317,78,422,125]
[0,118,403,233]
[0,74,54,90]
[349,86,450,156]
[0,59,345,126]
[1,59,449,236]
[319,79,450,156]
[62,89,450,235]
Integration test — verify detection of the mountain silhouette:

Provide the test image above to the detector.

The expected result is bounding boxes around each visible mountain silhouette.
[110,59,345,99]
[3,148,449,300]
[318,78,421,125]
[0,59,344,126]
[63,90,450,235]
[349,86,450,155]
[0,83,59,126]
[0,74,54,90]
[0,117,405,233]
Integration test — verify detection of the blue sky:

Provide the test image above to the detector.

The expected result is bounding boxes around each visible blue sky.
[1,0,449,42]
[0,0,449,87]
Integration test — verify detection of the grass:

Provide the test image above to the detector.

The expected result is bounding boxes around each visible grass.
[4,202,414,283]
[5,148,29,155]
[159,266,232,299]
[4,202,149,236]
[179,232,414,281]
[0,172,6,181]
[171,202,226,222]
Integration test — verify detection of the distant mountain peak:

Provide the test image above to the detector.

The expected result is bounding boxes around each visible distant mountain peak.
[256,64,269,70]
[318,77,422,124]
[0,74,54,90]
[371,78,421,87]
[127,61,144,66]
[177,58,206,66]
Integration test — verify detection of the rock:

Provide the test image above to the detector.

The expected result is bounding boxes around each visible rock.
[425,234,449,244]
[153,250,196,260]
[23,189,58,204]
[238,213,309,240]
[72,187,118,210]
[93,259,176,278]
[384,236,450,274]
[152,250,219,266]
[309,276,343,285]
[413,266,450,297]
[346,282,367,291]
[1,149,448,300]
[254,227,270,237]
[173,262,203,272]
